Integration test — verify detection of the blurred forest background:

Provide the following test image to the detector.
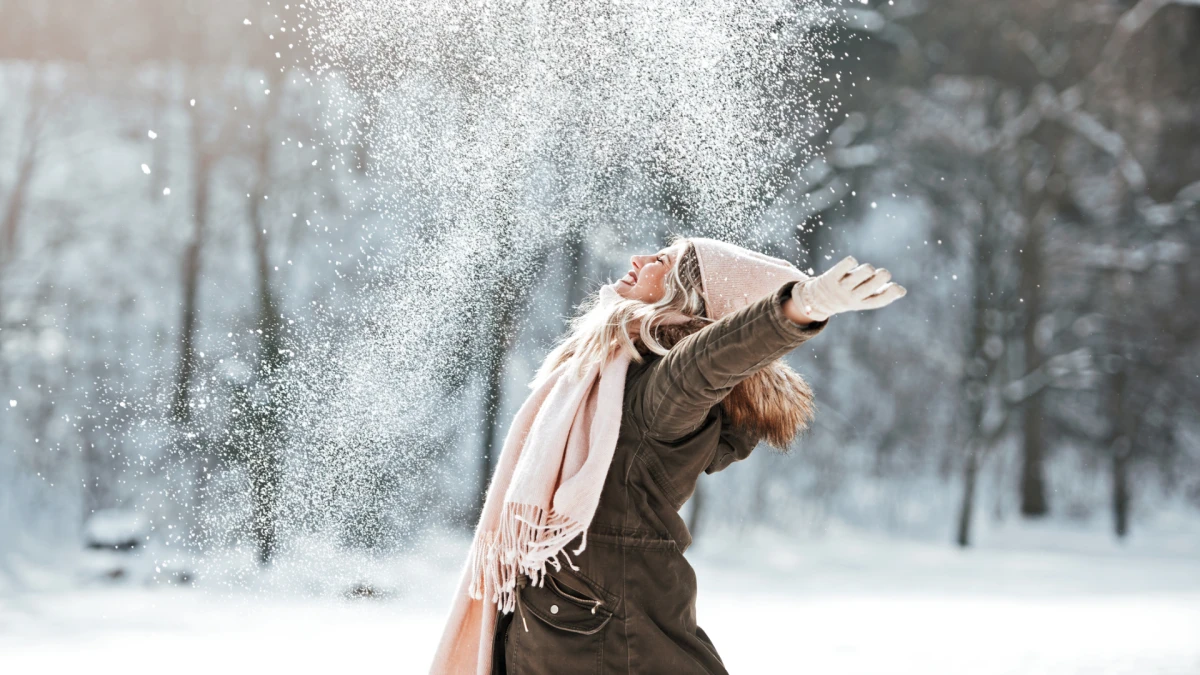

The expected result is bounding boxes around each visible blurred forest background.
[1,0,1198,592]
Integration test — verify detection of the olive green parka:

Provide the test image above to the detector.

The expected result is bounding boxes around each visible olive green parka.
[492,279,829,674]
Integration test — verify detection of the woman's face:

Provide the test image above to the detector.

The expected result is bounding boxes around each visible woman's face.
[615,244,681,303]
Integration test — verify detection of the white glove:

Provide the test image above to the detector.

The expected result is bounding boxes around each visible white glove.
[792,255,906,322]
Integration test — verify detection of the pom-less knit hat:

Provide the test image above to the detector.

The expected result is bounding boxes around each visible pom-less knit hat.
[690,238,811,320]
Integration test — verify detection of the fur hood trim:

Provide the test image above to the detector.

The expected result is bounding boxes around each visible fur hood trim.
[640,320,816,449]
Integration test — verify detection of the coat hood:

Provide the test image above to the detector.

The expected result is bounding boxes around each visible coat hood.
[640,318,817,450]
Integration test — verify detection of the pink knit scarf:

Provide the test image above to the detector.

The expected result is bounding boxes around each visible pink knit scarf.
[430,284,644,674]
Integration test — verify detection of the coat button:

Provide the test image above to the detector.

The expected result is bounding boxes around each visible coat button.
[550,604,559,614]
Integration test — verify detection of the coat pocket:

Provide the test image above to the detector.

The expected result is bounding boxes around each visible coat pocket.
[522,572,613,634]
[507,573,613,674]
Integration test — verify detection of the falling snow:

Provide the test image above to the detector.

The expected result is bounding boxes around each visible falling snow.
[2,3,1196,673]
[184,0,850,557]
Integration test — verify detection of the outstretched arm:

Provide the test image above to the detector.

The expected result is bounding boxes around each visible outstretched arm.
[631,255,906,443]
[632,279,828,443]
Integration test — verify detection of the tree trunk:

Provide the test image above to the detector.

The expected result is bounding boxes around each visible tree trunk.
[1,133,36,263]
[1019,389,1049,517]
[249,448,281,564]
[1,66,45,264]
[245,73,286,565]
[1018,208,1049,517]
[247,216,283,565]
[1109,368,1132,539]
[172,140,210,424]
[0,68,45,377]
[956,442,980,548]
[1112,438,1130,539]
[956,193,1005,546]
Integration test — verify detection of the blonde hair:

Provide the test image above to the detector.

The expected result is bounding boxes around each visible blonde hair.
[534,236,709,385]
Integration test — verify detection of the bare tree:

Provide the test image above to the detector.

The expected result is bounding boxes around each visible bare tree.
[171,76,219,425]
[237,67,290,564]
[843,0,1199,541]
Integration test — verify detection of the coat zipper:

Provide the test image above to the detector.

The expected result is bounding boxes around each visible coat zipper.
[516,575,529,632]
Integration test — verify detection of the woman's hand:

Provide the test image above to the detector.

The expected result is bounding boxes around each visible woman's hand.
[790,255,907,322]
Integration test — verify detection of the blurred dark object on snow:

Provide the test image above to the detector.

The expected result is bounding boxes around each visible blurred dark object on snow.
[84,509,148,551]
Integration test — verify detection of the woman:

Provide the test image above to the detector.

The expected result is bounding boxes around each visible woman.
[432,236,905,675]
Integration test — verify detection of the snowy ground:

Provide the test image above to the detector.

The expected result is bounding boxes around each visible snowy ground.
[2,520,1198,674]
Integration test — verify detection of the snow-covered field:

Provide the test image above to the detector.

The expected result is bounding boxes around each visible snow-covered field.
[2,521,1198,674]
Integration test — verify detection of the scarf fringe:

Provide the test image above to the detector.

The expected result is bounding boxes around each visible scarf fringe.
[466,502,590,614]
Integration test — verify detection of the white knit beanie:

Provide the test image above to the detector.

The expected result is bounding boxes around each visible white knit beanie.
[690,238,811,321]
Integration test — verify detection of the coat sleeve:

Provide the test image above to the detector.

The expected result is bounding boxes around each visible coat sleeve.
[635,279,829,442]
